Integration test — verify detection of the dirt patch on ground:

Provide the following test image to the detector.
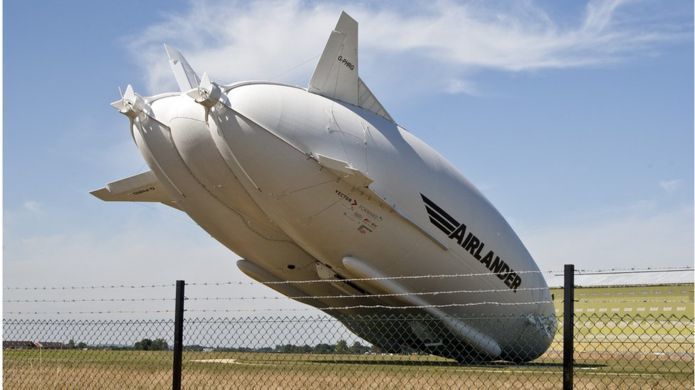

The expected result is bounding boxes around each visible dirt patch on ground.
[190,359,238,364]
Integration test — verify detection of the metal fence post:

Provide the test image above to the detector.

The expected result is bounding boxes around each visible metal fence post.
[563,264,574,390]
[173,280,185,390]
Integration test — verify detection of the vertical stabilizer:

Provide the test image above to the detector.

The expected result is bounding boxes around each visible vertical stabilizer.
[308,11,359,105]
[164,44,201,92]
[309,12,392,121]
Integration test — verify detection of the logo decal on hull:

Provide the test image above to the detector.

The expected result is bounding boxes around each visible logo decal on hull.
[421,194,522,292]
[336,189,381,234]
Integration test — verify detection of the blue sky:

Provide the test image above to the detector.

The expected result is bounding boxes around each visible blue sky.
[3,0,693,315]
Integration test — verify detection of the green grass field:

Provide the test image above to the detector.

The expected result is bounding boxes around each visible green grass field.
[551,283,694,317]
[4,347,692,389]
[4,284,693,389]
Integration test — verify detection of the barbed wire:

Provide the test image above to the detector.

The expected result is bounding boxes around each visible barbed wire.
[186,270,548,288]
[185,286,551,302]
[572,266,693,275]
[183,296,691,304]
[4,299,553,315]
[2,286,551,305]
[4,309,176,315]
[3,282,175,291]
[4,272,538,291]
[184,300,554,313]
[574,299,693,304]
[563,288,694,295]
[6,295,688,305]
[4,266,691,292]
[185,266,694,287]
[4,297,176,304]
[3,287,554,305]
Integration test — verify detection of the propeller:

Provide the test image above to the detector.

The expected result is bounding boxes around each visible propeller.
[187,72,222,108]
[163,45,222,121]
[110,85,150,118]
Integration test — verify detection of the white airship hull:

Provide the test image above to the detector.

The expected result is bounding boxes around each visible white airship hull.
[122,83,555,361]
[94,12,556,362]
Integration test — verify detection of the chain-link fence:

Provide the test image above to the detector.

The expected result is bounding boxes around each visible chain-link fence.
[4,319,174,389]
[573,313,692,388]
[3,266,694,389]
[3,312,693,389]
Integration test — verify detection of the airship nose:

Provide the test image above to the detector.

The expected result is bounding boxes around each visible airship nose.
[138,93,209,169]
[110,90,208,197]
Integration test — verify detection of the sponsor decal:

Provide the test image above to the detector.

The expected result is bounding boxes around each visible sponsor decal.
[421,194,522,292]
[336,189,380,234]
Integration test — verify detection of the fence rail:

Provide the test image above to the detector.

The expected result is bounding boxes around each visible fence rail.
[3,266,693,389]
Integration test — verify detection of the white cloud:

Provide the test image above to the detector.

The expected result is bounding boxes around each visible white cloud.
[22,200,41,214]
[444,78,478,95]
[126,0,686,95]
[659,179,683,193]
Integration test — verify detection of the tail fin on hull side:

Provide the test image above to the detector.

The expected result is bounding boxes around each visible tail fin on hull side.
[90,170,180,209]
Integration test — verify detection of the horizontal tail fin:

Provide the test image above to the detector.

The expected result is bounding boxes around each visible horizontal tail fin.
[90,171,179,209]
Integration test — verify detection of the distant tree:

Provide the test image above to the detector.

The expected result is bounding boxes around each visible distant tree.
[349,341,369,354]
[67,339,76,349]
[275,344,312,353]
[275,344,294,353]
[314,343,334,354]
[134,338,151,350]
[151,339,168,350]
[335,340,349,354]
[134,338,168,351]
[76,342,87,349]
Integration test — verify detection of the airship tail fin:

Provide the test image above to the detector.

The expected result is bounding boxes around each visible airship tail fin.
[309,12,392,121]
[91,171,180,209]
[164,44,201,92]
[357,77,393,121]
[309,11,359,105]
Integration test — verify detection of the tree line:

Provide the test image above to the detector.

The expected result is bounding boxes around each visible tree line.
[216,339,372,354]
[63,338,169,351]
[63,338,372,354]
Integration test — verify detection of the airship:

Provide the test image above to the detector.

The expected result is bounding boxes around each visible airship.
[93,12,556,363]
